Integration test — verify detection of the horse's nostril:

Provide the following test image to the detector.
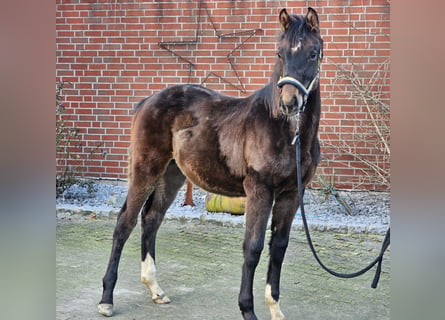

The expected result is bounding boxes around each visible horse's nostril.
[281,95,296,108]
[280,97,296,115]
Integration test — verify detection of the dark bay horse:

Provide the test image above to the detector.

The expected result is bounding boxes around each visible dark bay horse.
[99,7,323,320]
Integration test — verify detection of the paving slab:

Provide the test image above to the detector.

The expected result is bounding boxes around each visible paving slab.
[56,218,389,320]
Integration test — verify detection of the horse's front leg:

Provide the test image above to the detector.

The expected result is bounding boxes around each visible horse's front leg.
[238,175,274,320]
[265,190,299,320]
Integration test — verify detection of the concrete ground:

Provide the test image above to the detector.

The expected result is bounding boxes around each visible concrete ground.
[56,217,390,320]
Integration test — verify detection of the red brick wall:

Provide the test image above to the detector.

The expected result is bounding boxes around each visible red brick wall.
[56,0,390,191]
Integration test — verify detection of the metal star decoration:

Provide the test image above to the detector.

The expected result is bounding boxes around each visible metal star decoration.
[158,1,262,93]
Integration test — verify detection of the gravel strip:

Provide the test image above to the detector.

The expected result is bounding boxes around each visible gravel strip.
[56,181,390,234]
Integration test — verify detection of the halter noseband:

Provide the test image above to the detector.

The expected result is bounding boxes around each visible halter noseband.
[277,76,310,96]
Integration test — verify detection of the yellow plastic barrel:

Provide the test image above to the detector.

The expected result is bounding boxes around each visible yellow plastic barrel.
[205,193,246,215]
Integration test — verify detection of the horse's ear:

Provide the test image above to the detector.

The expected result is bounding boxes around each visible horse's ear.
[306,7,320,32]
[279,8,291,32]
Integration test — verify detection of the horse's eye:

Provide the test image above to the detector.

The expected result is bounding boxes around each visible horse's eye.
[309,52,318,61]
[277,52,282,59]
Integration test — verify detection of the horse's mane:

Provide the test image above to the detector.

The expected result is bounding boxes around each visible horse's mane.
[251,83,278,118]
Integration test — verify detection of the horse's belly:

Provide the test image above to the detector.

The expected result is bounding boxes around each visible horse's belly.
[172,127,245,197]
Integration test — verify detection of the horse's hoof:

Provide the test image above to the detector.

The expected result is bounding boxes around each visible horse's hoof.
[271,312,285,320]
[98,303,113,317]
[152,293,171,304]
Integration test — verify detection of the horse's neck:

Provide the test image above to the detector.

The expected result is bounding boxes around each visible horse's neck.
[306,87,321,125]
[298,88,321,149]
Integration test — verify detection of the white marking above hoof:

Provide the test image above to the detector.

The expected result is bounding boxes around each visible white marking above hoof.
[265,284,285,320]
[98,303,113,317]
[141,253,171,305]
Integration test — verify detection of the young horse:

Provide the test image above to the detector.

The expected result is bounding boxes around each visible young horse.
[99,7,323,320]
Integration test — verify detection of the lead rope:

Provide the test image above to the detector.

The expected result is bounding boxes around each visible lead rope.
[293,131,390,288]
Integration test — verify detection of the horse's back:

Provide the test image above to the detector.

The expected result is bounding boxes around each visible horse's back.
[134,84,239,123]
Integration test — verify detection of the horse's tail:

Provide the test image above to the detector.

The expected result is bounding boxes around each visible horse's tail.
[127,147,132,185]
[134,95,151,113]
[127,96,152,184]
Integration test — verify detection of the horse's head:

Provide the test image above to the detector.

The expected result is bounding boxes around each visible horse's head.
[276,7,323,116]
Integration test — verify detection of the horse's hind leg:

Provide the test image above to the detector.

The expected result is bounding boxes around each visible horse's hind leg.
[98,155,171,317]
[265,190,299,320]
[98,195,148,317]
[140,160,185,304]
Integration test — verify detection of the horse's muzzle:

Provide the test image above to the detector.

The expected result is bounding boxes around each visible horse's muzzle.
[279,94,304,116]
[278,76,308,115]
